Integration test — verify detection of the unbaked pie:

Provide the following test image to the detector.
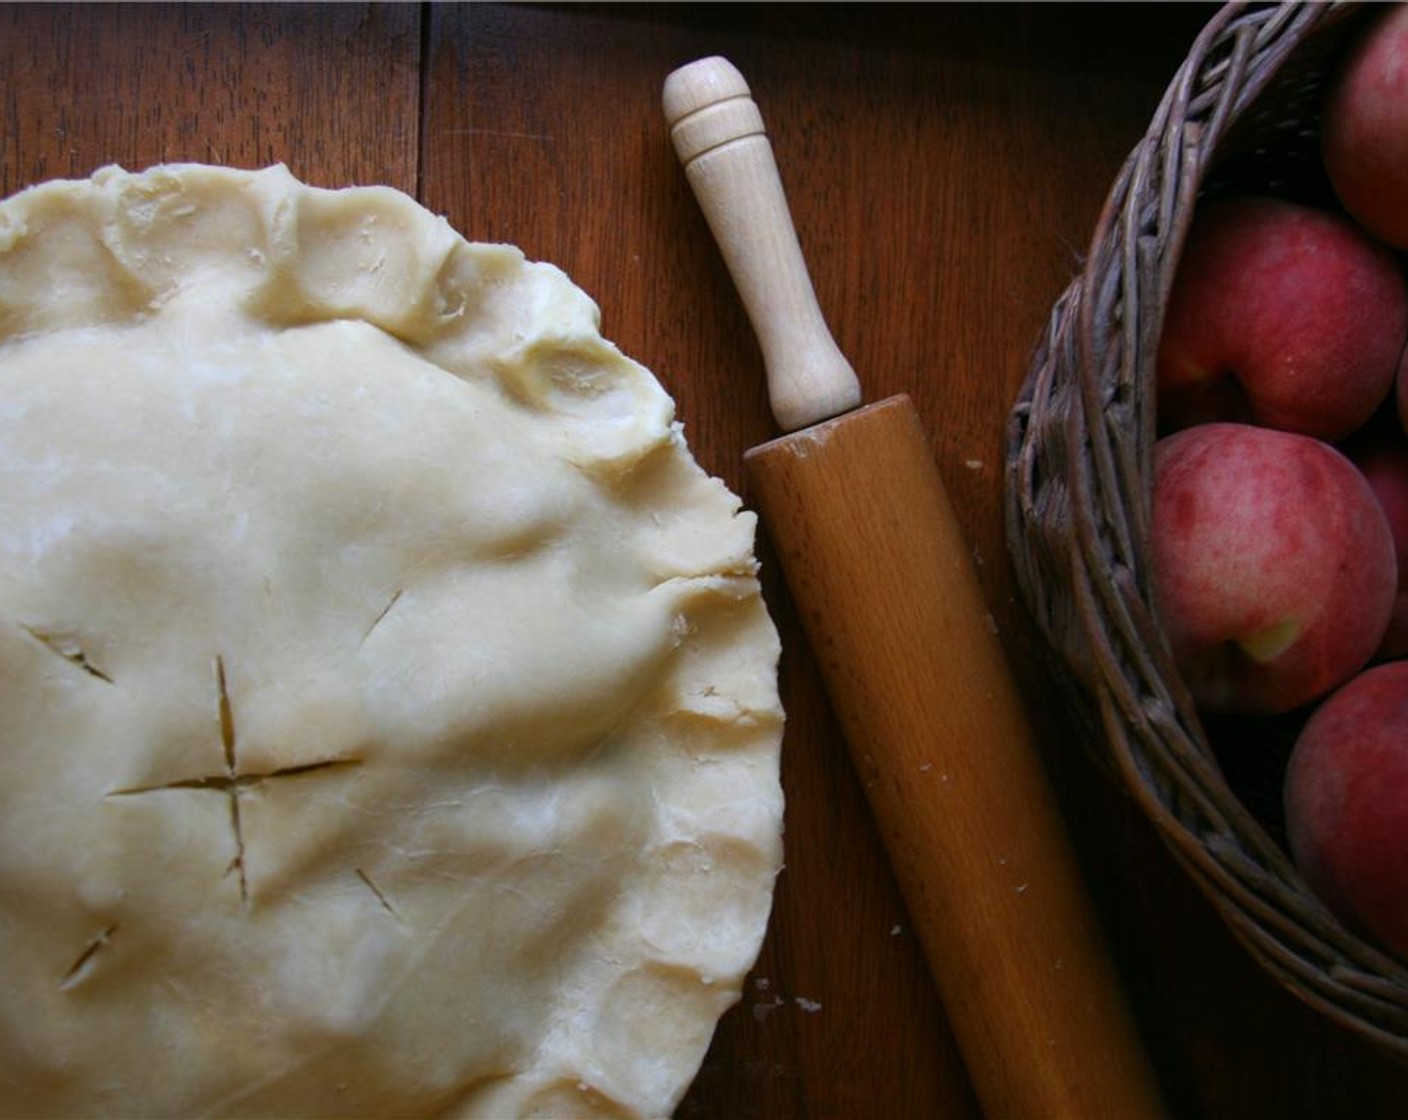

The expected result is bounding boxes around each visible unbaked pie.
[0,163,784,1118]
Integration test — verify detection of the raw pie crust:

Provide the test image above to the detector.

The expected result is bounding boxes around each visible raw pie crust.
[0,164,784,1119]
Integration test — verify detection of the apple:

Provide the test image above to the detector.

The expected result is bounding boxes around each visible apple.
[1155,196,1407,441]
[1322,4,1408,249]
[1346,426,1408,659]
[1284,661,1408,961]
[1152,422,1396,715]
[1397,343,1408,464]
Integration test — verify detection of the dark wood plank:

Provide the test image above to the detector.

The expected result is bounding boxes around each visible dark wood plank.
[421,7,976,1118]
[0,2,420,198]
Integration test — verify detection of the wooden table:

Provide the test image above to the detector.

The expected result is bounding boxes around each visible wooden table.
[6,3,1408,1116]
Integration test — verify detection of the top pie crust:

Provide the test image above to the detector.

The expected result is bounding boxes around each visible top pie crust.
[0,164,784,1119]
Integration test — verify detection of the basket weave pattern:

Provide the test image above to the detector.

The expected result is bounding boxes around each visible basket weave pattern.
[1006,0,1408,1056]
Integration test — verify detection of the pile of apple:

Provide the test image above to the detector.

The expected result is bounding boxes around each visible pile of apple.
[1151,5,1408,962]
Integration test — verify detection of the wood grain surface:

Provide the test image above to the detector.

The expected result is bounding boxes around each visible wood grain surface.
[7,3,1408,1117]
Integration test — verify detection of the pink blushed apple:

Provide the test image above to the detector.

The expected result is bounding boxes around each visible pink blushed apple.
[1285,661,1408,961]
[1156,197,1407,441]
[1347,427,1408,658]
[1322,4,1408,249]
[1152,422,1395,715]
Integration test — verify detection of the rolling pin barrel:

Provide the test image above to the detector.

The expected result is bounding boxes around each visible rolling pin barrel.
[664,55,1167,1120]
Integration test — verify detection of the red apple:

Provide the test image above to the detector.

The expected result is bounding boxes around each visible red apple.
[1322,4,1408,249]
[1152,422,1395,715]
[1285,661,1408,961]
[1347,427,1408,658]
[1156,197,1407,441]
[1396,344,1408,462]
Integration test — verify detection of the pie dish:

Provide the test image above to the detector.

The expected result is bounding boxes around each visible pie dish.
[0,163,784,1118]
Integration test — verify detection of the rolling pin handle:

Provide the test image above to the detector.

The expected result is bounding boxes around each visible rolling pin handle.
[663,57,862,431]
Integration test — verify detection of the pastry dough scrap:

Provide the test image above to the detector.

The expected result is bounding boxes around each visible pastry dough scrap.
[0,164,784,1119]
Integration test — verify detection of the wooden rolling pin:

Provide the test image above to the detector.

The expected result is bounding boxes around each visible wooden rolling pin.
[663,57,1167,1120]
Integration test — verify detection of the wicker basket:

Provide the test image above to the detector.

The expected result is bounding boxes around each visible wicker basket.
[1006,0,1408,1058]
